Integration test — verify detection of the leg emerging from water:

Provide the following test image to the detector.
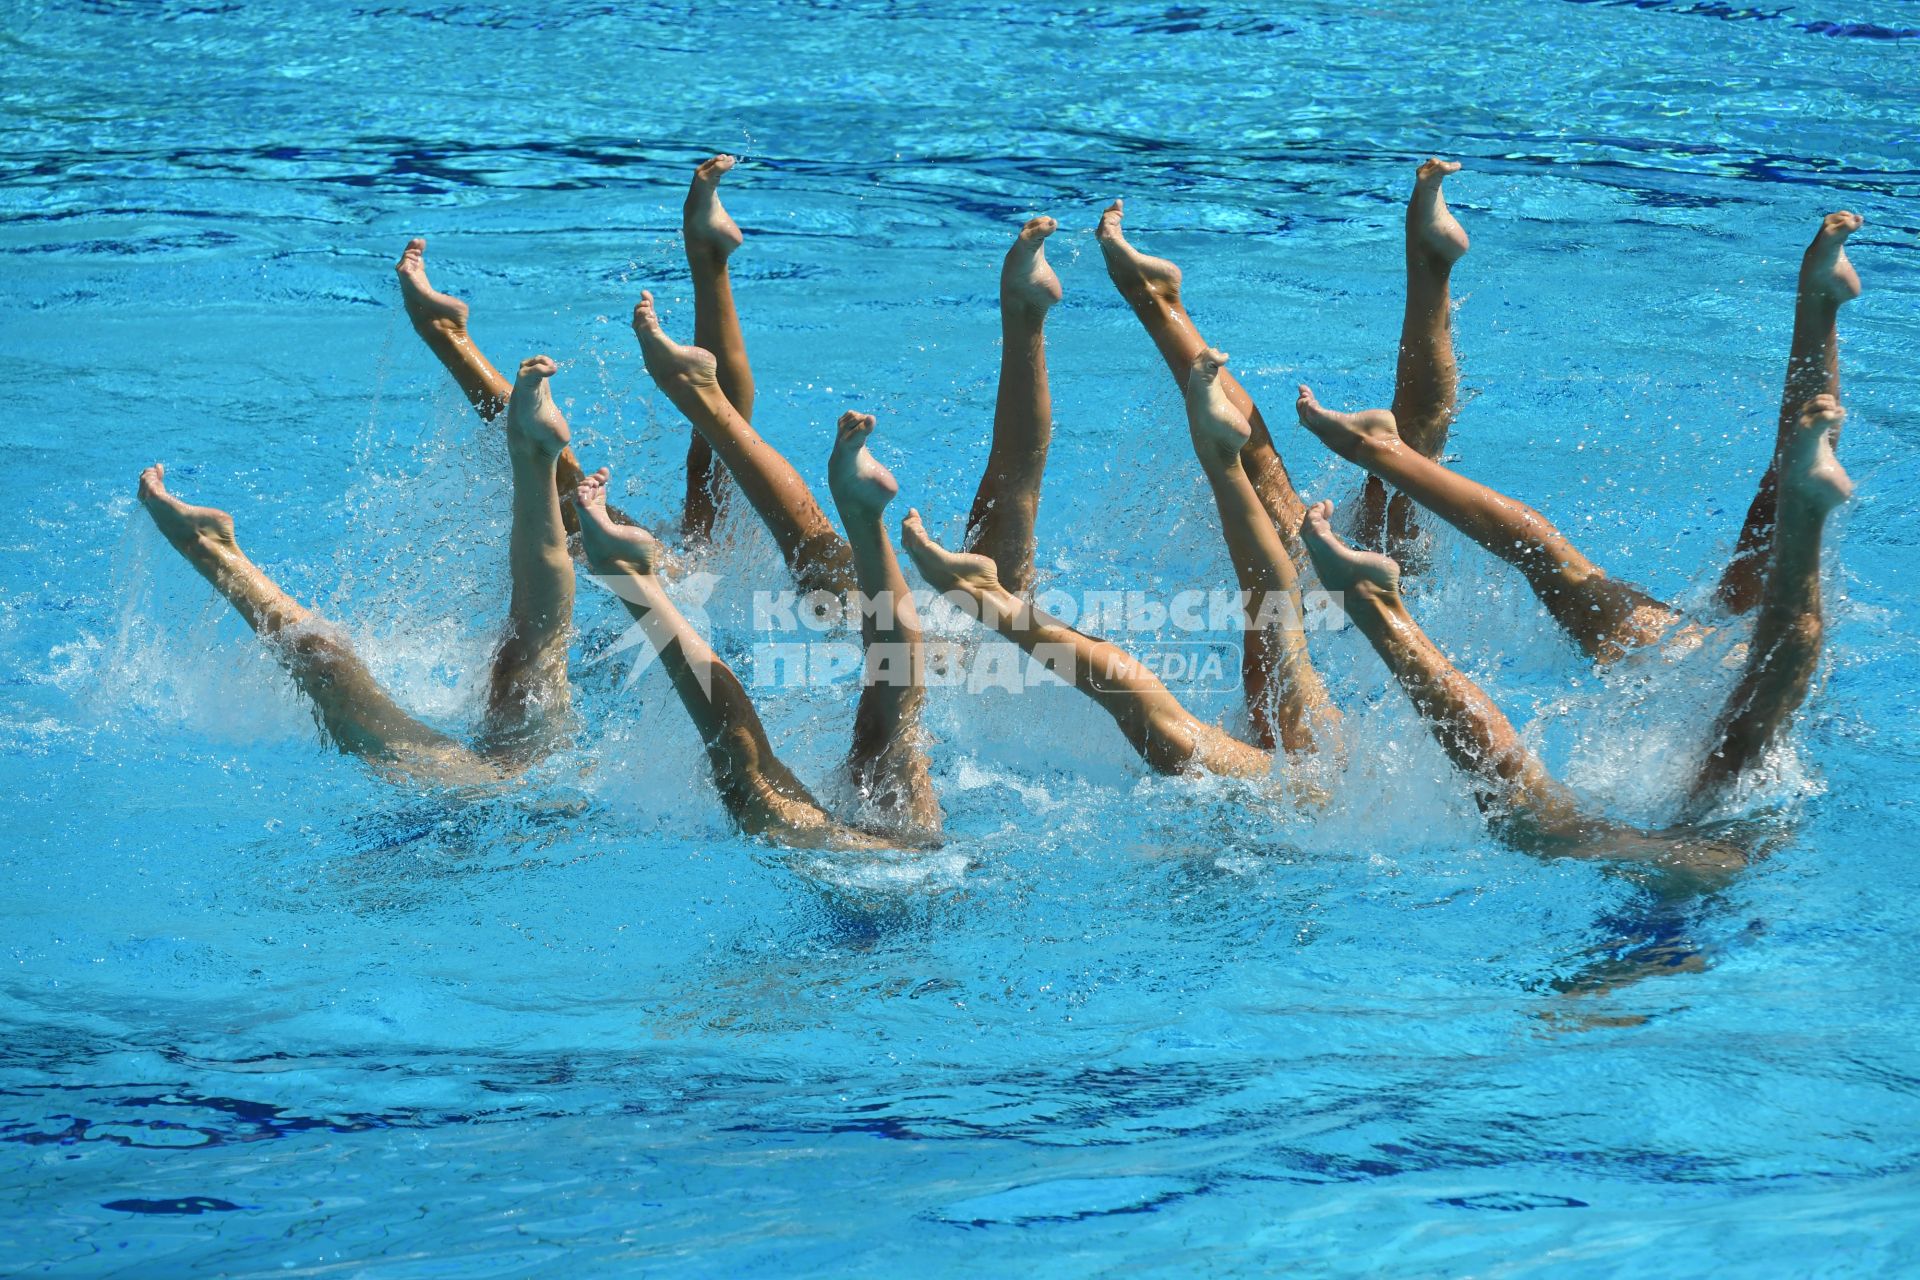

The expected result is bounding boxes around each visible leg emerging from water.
[902,512,1274,783]
[575,473,883,850]
[394,239,596,524]
[1688,396,1852,814]
[964,216,1060,593]
[136,465,499,786]
[1301,503,1744,880]
[1299,500,1574,834]
[477,357,578,764]
[1186,349,1340,754]
[1356,158,1470,554]
[632,292,853,595]
[1297,386,1678,663]
[1716,213,1863,614]
[681,155,753,543]
[1096,201,1308,551]
[830,413,942,839]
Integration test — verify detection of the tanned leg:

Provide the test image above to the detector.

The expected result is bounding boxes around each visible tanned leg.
[136,464,499,786]
[1096,200,1308,554]
[1185,349,1340,754]
[829,412,942,839]
[631,291,853,595]
[477,356,577,764]
[1297,385,1678,663]
[575,473,884,850]
[1299,500,1573,826]
[1688,396,1852,814]
[1715,213,1863,614]
[1301,502,1745,880]
[681,155,753,543]
[394,239,595,526]
[901,511,1273,782]
[1356,158,1471,555]
[964,216,1060,593]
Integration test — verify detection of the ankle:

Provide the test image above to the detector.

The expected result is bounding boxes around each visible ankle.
[1001,305,1050,335]
[1198,447,1245,479]
[685,241,733,273]
[412,313,467,339]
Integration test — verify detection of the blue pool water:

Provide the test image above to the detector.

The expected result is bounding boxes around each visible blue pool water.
[5,1,1920,1273]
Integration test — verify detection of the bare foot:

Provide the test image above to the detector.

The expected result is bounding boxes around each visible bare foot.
[1299,500,1402,602]
[1780,395,1854,515]
[1184,348,1252,469]
[394,238,470,335]
[631,291,720,393]
[1408,159,1469,269]
[901,508,1005,597]
[827,412,900,523]
[1095,199,1183,308]
[505,356,570,457]
[1295,385,1403,461]
[1800,211,1864,308]
[1001,216,1062,317]
[683,155,744,262]
[137,463,237,559]
[575,469,663,574]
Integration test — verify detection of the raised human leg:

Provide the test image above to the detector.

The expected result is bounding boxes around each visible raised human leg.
[1096,200,1308,546]
[477,356,578,762]
[1356,158,1471,553]
[136,464,499,786]
[902,510,1273,782]
[1715,213,1863,614]
[632,291,853,595]
[1688,396,1852,813]
[681,155,753,542]
[1301,501,1746,879]
[964,216,1060,593]
[1298,500,1582,834]
[1297,385,1679,662]
[1186,349,1340,754]
[394,239,596,522]
[575,472,884,849]
[829,412,942,838]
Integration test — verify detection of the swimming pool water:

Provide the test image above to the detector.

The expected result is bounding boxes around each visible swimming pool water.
[4,1,1919,1274]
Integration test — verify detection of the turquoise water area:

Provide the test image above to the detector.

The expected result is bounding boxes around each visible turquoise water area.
[4,1,1919,1274]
